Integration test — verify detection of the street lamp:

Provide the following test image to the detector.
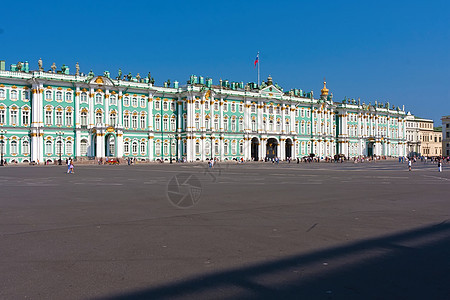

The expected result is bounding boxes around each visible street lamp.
[168,134,174,164]
[0,130,6,166]
[210,135,214,161]
[56,131,64,165]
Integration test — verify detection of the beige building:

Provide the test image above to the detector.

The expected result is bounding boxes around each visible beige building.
[442,116,450,157]
[405,114,442,157]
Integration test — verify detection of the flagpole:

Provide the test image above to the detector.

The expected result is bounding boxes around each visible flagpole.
[257,52,260,87]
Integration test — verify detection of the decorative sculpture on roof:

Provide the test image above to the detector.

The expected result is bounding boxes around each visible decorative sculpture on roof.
[75,62,80,76]
[117,69,122,80]
[136,73,141,82]
[51,62,57,73]
[16,61,22,71]
[127,72,132,81]
[38,58,43,71]
[150,77,155,85]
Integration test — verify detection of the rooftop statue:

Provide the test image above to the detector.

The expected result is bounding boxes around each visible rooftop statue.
[16,61,22,71]
[147,72,151,81]
[117,69,122,80]
[38,58,43,71]
[75,62,80,76]
[136,73,141,82]
[127,72,132,81]
[51,62,57,73]
[150,77,155,85]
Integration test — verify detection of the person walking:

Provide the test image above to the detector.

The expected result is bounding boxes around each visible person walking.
[69,159,74,174]
[67,158,71,174]
[408,159,412,171]
[438,160,442,172]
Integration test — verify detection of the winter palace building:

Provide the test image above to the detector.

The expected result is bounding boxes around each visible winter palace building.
[0,60,408,163]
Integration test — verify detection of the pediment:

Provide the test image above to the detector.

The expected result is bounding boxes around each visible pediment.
[260,85,283,98]
[89,76,114,86]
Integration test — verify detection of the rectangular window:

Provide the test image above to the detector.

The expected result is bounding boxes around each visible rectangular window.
[11,110,18,125]
[0,110,5,124]
[22,110,29,125]
[124,115,130,128]
[65,112,72,126]
[132,115,138,128]
[56,111,63,126]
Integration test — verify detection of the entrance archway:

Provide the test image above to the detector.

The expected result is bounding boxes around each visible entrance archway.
[251,137,259,161]
[285,138,293,159]
[266,138,278,159]
[105,134,116,157]
[367,142,374,157]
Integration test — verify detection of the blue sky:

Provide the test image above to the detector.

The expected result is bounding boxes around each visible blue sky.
[1,0,448,123]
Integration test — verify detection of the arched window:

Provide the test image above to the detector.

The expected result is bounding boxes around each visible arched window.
[239,142,244,154]
[65,93,72,102]
[155,142,161,156]
[11,90,18,100]
[276,120,281,132]
[140,98,146,107]
[251,119,256,131]
[56,91,62,101]
[231,103,236,112]
[224,118,228,131]
[22,91,29,101]
[195,101,200,110]
[269,120,274,131]
[132,115,138,128]
[205,141,210,155]
[214,102,219,111]
[45,110,52,125]
[140,142,146,154]
[45,140,52,154]
[10,140,18,154]
[215,142,219,155]
[45,90,52,100]
[194,118,200,130]
[66,140,73,155]
[0,89,5,98]
[140,115,146,129]
[124,141,130,154]
[22,140,29,154]
[155,101,160,110]
[163,142,168,154]
[231,119,236,131]
[124,97,130,106]
[123,114,130,128]
[163,101,168,110]
[195,142,200,154]
[80,139,88,156]
[170,118,176,131]
[65,110,74,127]
[80,111,87,126]
[80,92,87,103]
[205,101,209,110]
[95,112,102,125]
[95,93,102,104]
[132,141,138,154]
[109,113,117,126]
[56,140,63,155]
[109,95,117,106]
[224,142,229,154]
[239,118,243,131]
[132,97,138,107]
[56,110,63,125]
[214,118,219,131]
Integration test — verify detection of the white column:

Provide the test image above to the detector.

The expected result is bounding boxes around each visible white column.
[89,88,94,127]
[118,90,123,127]
[117,131,124,158]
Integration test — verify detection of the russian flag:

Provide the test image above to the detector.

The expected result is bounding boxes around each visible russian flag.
[254,52,259,68]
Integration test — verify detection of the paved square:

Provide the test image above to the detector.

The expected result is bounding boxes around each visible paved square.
[0,161,449,299]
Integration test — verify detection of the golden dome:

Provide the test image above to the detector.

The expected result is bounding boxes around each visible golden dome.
[321,80,329,97]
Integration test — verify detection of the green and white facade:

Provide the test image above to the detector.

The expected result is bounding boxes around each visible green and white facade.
[0,63,408,163]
